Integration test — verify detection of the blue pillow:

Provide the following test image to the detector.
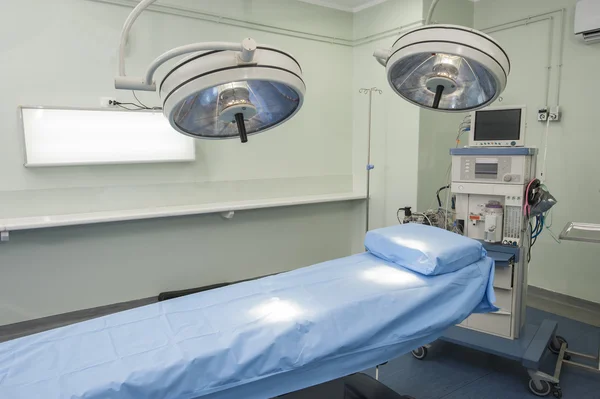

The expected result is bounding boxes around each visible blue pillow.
[365,224,486,276]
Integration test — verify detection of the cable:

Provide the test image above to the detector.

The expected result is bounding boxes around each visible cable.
[544,205,554,228]
[545,224,562,244]
[116,104,141,111]
[527,220,533,263]
[536,220,543,238]
[542,209,562,244]
[132,91,150,109]
[456,128,469,148]
[112,98,162,111]
[413,212,434,226]
[524,178,537,217]
[540,114,551,182]
[436,185,450,208]
[112,100,146,109]
[426,161,452,212]
[119,102,146,109]
[456,116,472,147]
[444,186,452,231]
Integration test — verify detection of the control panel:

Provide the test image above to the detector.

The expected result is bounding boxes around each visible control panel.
[503,196,525,246]
[470,141,519,148]
[455,192,525,246]
[453,155,534,185]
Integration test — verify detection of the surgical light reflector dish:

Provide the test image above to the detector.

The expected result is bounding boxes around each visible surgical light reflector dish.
[160,49,304,142]
[374,25,510,112]
[114,0,305,143]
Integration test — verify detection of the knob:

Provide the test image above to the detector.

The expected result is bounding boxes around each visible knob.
[504,175,512,182]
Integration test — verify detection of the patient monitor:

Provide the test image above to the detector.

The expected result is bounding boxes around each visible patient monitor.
[469,106,527,148]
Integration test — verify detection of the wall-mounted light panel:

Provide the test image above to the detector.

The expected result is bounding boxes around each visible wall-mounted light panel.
[20,107,196,167]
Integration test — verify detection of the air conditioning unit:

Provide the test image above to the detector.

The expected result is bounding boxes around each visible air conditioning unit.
[575,0,600,44]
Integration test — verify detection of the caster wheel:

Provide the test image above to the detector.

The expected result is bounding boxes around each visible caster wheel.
[411,347,428,360]
[528,379,552,397]
[549,336,568,355]
[553,388,563,399]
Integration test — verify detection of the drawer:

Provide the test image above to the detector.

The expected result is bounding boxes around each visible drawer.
[493,264,513,290]
[494,288,512,312]
[467,313,512,337]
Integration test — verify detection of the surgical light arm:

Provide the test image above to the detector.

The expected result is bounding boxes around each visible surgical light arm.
[371,0,442,67]
[114,0,256,91]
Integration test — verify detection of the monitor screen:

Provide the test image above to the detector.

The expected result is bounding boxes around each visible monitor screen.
[474,109,522,141]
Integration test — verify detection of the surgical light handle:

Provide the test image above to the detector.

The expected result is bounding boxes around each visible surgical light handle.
[116,0,256,91]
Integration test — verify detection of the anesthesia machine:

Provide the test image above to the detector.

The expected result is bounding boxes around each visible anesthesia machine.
[409,106,566,398]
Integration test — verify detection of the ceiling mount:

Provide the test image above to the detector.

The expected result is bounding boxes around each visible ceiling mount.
[115,0,305,143]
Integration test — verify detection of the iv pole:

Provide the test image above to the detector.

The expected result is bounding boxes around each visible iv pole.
[361,87,383,382]
[359,87,382,233]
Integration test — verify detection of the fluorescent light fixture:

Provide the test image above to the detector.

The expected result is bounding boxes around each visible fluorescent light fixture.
[20,107,196,167]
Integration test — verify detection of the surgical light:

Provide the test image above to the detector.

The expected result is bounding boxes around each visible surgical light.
[373,0,510,112]
[115,0,305,143]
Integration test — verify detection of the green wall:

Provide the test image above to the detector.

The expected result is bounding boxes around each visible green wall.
[0,0,363,326]
[0,202,363,325]
[353,0,423,232]
[475,0,600,304]
[0,0,355,219]
[416,0,600,304]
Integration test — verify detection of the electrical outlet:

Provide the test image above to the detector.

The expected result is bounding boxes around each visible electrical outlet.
[100,97,117,108]
[549,106,561,122]
[537,109,549,122]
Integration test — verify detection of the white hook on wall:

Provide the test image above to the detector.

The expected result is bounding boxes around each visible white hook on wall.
[221,211,236,220]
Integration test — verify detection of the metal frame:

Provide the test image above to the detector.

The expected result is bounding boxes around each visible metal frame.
[359,88,382,232]
[529,339,600,393]
[548,223,600,382]
[419,320,567,397]
[559,222,600,243]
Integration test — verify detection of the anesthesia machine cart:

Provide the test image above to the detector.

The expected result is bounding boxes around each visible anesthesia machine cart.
[410,106,568,398]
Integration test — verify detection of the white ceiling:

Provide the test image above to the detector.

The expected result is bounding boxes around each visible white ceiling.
[296,0,390,13]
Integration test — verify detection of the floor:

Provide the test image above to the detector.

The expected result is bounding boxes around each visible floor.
[367,308,600,399]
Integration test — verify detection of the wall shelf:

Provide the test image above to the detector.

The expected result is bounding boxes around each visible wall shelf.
[0,192,365,233]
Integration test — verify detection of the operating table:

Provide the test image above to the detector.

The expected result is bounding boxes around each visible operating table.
[0,228,496,399]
